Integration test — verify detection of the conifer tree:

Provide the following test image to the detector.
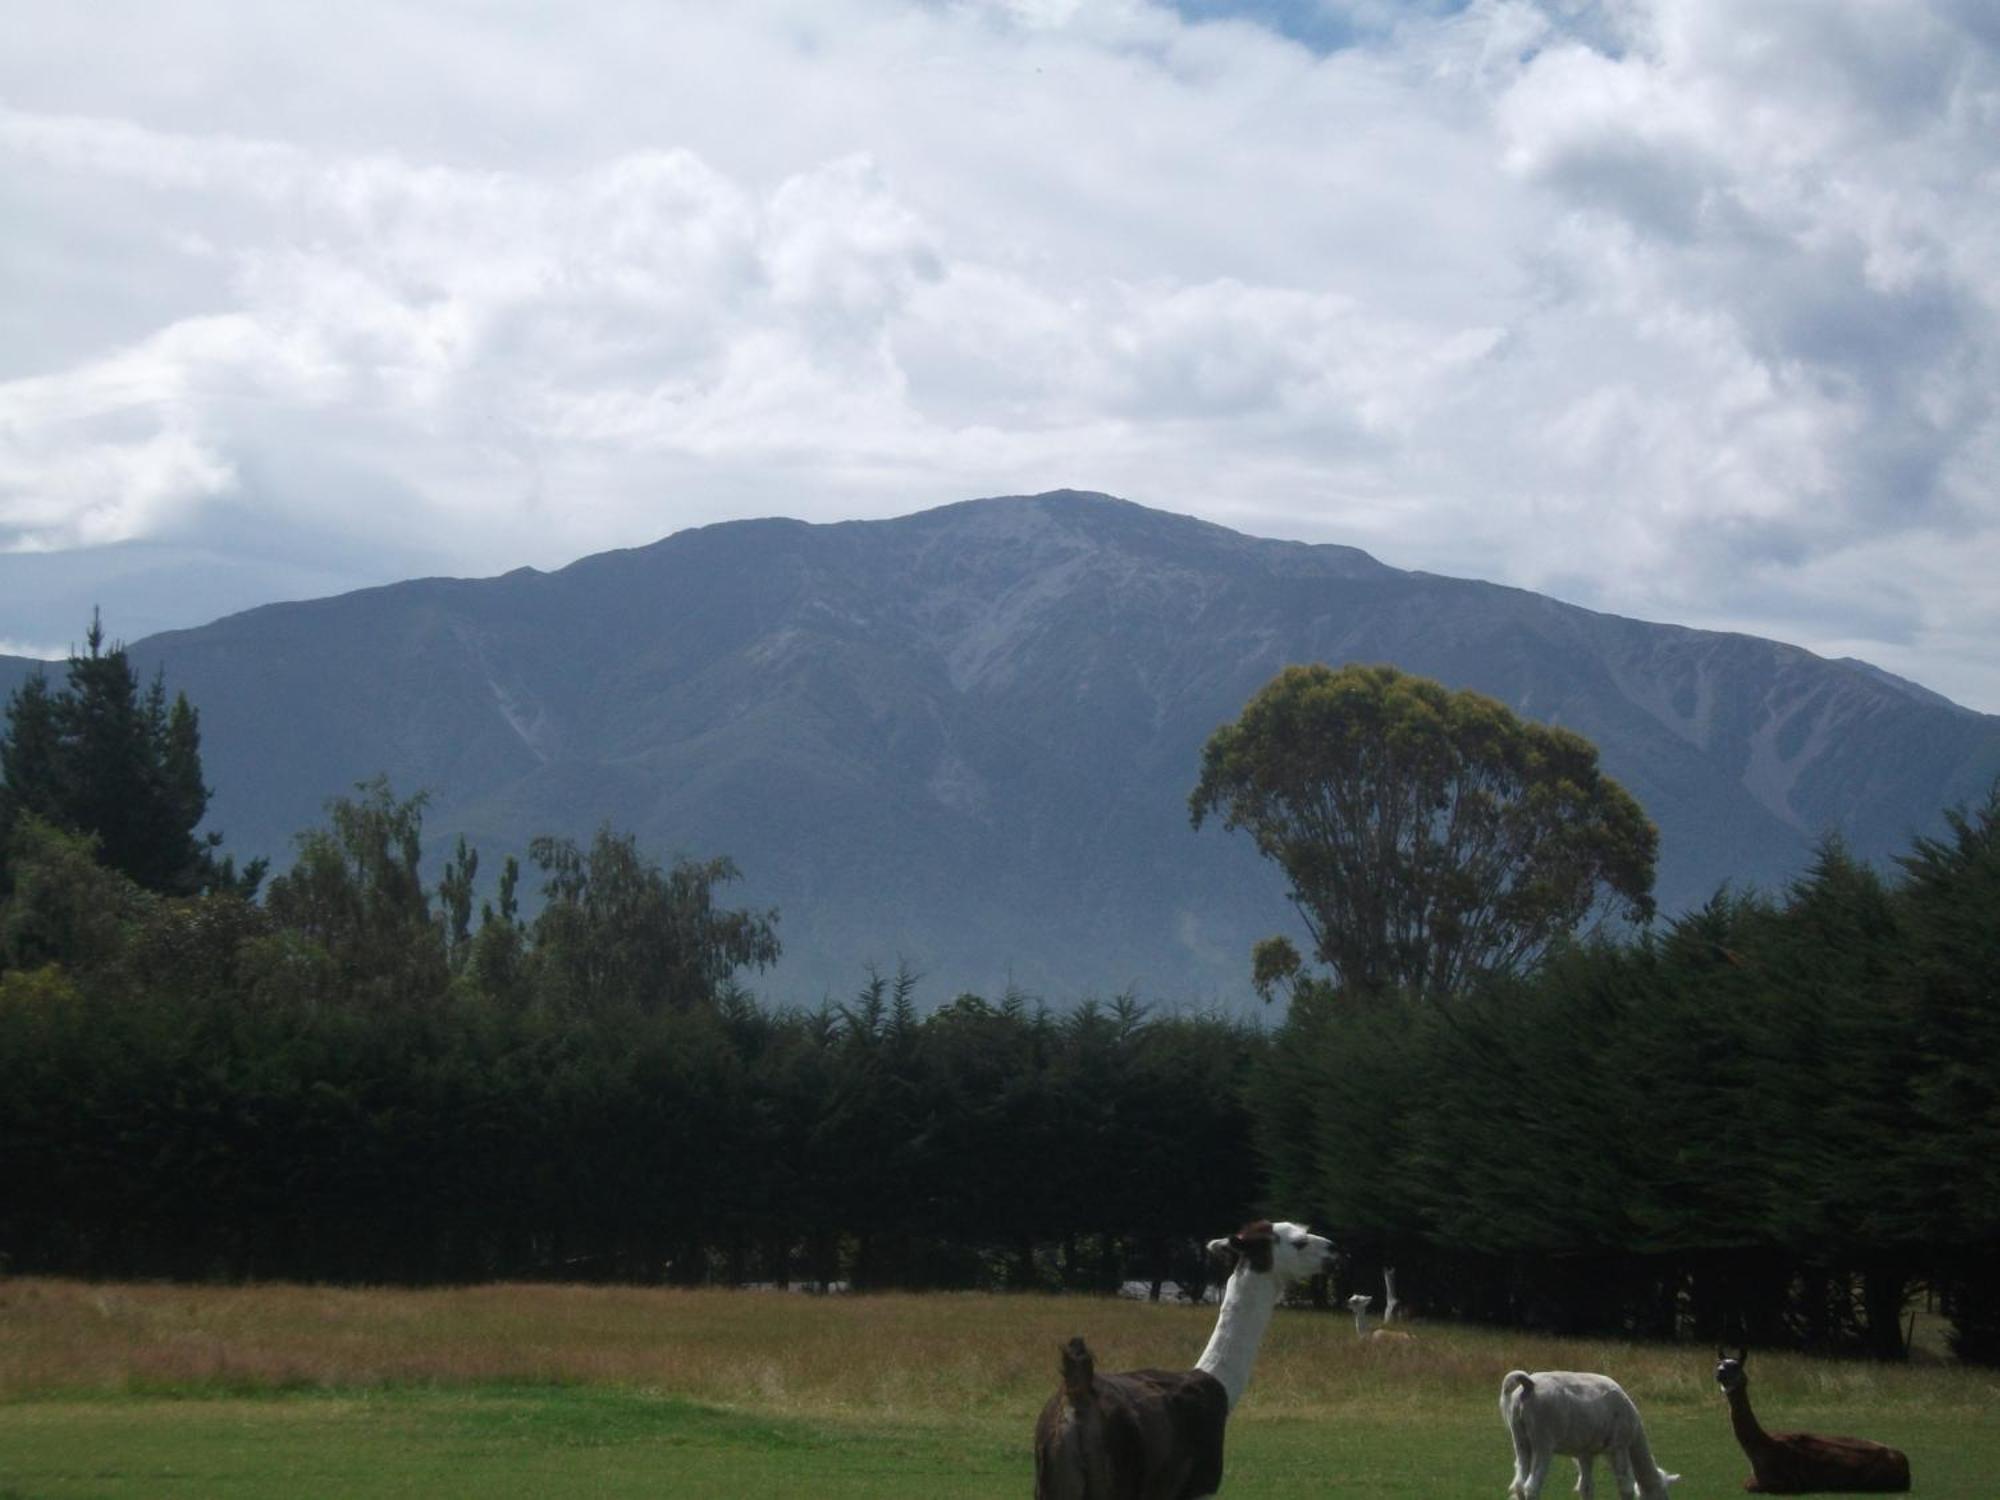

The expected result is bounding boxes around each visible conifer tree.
[1900,785,2000,1362]
[0,612,253,896]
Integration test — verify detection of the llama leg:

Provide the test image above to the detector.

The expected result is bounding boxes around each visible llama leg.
[1573,1453,1595,1498]
[1508,1424,1534,1500]
[1522,1443,1553,1500]
[1606,1447,1637,1500]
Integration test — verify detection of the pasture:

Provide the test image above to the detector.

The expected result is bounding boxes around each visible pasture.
[0,1279,1991,1497]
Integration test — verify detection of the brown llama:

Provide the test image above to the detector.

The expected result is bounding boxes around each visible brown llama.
[1033,1220,1335,1499]
[1714,1349,1910,1493]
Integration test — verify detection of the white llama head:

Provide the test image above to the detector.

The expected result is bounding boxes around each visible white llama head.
[1205,1219,1335,1283]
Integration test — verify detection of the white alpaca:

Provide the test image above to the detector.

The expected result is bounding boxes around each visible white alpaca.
[1500,1370,1678,1500]
[1383,1265,1401,1324]
[1035,1219,1335,1499]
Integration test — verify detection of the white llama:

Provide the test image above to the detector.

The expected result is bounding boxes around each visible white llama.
[1034,1219,1335,1499]
[1500,1369,1679,1500]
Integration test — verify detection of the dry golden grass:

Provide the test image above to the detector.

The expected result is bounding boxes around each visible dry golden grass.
[3,1276,1990,1429]
[6,1280,1999,1499]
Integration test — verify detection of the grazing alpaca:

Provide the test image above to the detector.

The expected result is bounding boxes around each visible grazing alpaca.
[1033,1219,1335,1499]
[1500,1369,1679,1500]
[1714,1349,1910,1493]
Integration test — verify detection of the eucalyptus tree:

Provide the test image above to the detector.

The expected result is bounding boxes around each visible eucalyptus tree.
[1192,662,1657,1003]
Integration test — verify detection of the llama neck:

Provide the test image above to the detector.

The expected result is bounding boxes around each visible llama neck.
[1195,1266,1278,1409]
[1351,1304,1370,1337]
[1725,1382,1770,1453]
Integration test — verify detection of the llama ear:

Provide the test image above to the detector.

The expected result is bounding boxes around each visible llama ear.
[1228,1222,1276,1274]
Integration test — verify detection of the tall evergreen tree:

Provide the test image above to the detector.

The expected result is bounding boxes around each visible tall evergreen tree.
[1899,785,2000,1363]
[0,612,251,896]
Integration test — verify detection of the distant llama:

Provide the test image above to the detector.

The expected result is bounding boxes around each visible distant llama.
[1033,1219,1335,1499]
[1346,1292,1414,1344]
[1714,1349,1910,1493]
[1500,1368,1679,1500]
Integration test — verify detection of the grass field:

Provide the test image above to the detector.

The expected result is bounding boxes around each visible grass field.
[1,1279,1992,1497]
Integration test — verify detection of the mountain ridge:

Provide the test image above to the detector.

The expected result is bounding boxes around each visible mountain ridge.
[5,490,1996,1006]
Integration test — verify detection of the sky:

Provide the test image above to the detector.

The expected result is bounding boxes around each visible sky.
[3,0,1998,711]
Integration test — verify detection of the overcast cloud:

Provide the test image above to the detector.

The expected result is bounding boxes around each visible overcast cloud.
[3,0,1997,710]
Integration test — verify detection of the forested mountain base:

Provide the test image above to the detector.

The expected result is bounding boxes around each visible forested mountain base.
[1258,797,2000,1363]
[3,640,1997,1360]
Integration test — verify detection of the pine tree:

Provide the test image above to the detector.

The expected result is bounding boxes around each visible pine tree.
[0,612,248,896]
[1900,785,2000,1362]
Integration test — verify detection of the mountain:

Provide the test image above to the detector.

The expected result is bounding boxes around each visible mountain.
[13,491,2000,1006]
[0,656,41,702]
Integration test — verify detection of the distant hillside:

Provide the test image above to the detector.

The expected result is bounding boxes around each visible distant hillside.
[0,656,41,703]
[12,491,1996,1006]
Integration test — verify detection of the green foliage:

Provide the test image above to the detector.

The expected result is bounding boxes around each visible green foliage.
[3,669,1992,1370]
[526,826,780,1014]
[1192,662,1658,1001]
[1255,793,2000,1356]
[1250,933,1303,1003]
[260,778,449,1011]
[1898,785,2000,1363]
[0,816,154,974]
[0,756,1263,1290]
[0,613,258,900]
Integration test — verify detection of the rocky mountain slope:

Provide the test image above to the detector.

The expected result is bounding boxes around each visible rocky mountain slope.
[9,491,1998,1006]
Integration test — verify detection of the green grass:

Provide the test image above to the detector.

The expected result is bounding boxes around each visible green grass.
[1,1280,1994,1497]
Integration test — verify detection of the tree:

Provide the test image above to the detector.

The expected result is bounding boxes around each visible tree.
[526,825,779,1014]
[0,816,153,974]
[0,612,257,897]
[260,778,448,1010]
[1190,662,1657,1002]
[1898,783,2000,1363]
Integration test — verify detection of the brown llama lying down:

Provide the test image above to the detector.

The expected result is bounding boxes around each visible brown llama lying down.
[1033,1219,1336,1499]
[1715,1349,1911,1493]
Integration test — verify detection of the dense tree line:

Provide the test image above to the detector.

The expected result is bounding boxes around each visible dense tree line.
[1257,796,2000,1363]
[0,787,1259,1290]
[4,636,1997,1366]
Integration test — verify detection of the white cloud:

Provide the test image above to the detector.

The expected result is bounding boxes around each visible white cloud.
[0,0,1996,708]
